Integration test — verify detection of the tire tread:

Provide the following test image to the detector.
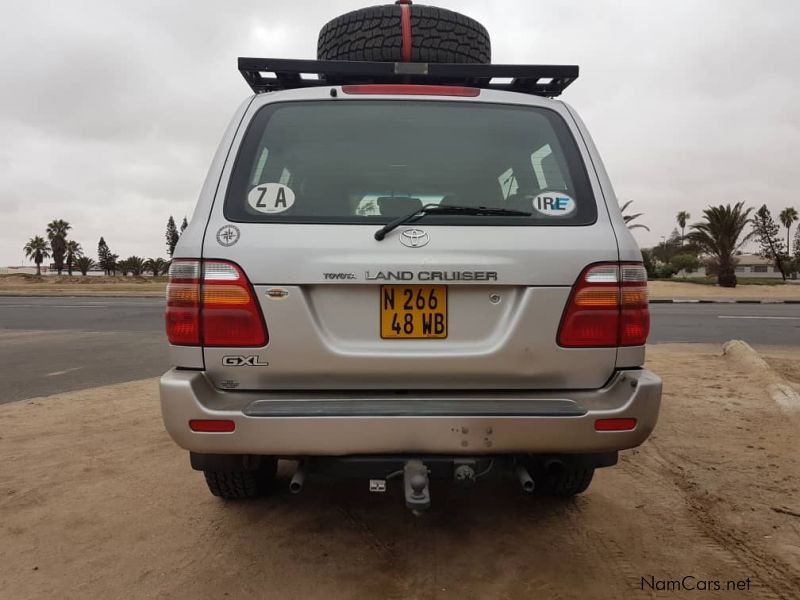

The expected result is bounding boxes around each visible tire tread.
[318,4,490,64]
[537,466,595,497]
[202,458,277,500]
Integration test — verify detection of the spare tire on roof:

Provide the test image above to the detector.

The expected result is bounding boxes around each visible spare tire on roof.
[317,1,491,64]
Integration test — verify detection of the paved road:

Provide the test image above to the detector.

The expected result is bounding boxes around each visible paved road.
[0,298,166,404]
[648,302,799,344]
[0,297,797,403]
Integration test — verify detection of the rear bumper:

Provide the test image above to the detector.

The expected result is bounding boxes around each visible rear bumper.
[159,369,661,455]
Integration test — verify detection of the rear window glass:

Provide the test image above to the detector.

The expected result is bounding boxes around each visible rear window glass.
[225,100,596,225]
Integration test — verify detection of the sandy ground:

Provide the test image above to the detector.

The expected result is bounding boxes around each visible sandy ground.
[649,280,800,300]
[0,275,165,297]
[1,344,799,600]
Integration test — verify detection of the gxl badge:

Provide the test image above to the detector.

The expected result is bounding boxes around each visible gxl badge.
[222,355,269,367]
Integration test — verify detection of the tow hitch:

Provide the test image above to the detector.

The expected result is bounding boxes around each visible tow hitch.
[403,459,431,513]
[284,455,555,513]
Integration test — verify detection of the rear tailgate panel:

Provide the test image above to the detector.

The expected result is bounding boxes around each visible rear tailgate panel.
[199,88,623,391]
[203,283,616,390]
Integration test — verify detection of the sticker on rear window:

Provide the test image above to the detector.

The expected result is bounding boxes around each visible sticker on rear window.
[532,192,576,217]
[247,183,295,214]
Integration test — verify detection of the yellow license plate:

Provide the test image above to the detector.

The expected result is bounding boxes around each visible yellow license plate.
[380,285,447,339]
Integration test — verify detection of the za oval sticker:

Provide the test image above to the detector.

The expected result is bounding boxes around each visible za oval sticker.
[247,183,295,214]
[532,192,576,217]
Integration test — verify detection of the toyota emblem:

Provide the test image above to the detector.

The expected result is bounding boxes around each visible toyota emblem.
[399,228,430,248]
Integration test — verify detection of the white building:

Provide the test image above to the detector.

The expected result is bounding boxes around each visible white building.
[732,254,791,279]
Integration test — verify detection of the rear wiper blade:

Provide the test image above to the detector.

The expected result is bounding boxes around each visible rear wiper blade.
[374,203,531,241]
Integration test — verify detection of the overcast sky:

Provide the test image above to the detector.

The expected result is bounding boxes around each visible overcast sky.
[2,0,799,266]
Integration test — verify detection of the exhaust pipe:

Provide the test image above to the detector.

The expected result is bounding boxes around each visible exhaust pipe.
[290,461,307,494]
[515,465,535,493]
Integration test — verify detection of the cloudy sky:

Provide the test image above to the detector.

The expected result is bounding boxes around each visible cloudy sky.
[2,0,798,266]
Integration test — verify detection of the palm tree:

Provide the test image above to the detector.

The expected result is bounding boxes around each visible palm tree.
[779,207,798,250]
[126,256,145,277]
[619,201,650,231]
[46,219,72,275]
[144,257,168,277]
[687,202,754,288]
[65,241,82,276]
[117,259,130,276]
[75,256,95,276]
[23,236,51,276]
[676,211,690,244]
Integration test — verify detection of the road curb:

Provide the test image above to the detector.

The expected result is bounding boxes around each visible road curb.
[722,340,800,414]
[650,299,800,304]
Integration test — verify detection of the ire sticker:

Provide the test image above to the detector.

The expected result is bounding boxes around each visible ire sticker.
[247,183,295,214]
[532,192,576,217]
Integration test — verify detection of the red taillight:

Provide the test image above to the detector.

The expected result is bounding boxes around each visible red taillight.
[166,259,268,347]
[166,260,201,345]
[618,264,650,346]
[202,261,267,347]
[189,419,236,433]
[557,263,649,348]
[595,418,637,431]
[341,84,480,97]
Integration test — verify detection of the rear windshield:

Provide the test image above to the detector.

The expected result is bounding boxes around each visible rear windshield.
[225,100,596,226]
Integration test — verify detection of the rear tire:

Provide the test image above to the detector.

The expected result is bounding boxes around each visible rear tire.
[317,4,491,64]
[203,458,277,500]
[535,463,595,497]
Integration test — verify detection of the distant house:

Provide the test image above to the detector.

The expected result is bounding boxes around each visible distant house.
[1,265,51,275]
[731,254,789,279]
[675,254,791,279]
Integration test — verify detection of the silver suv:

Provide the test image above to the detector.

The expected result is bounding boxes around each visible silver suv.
[160,48,661,510]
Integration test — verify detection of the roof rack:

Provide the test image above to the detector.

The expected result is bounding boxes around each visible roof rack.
[238,58,578,97]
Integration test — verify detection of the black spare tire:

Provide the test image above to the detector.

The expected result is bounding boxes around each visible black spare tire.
[317,2,491,64]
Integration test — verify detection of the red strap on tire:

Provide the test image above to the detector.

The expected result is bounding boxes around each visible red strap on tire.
[397,0,412,62]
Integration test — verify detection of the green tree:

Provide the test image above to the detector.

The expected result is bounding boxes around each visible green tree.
[651,229,683,264]
[676,211,690,244]
[180,217,188,234]
[46,219,71,275]
[687,202,754,288]
[97,237,109,272]
[65,240,82,276]
[23,236,51,276]
[126,256,145,277]
[795,222,800,258]
[752,205,788,281]
[75,256,95,276]
[640,248,657,278]
[97,237,118,276]
[669,252,701,275]
[619,201,650,231]
[144,257,168,277]
[779,207,798,250]
[166,216,179,257]
[117,258,131,276]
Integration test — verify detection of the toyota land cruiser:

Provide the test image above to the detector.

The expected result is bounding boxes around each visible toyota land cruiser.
[159,2,661,511]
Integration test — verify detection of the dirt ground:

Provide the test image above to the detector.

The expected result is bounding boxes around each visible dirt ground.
[648,280,800,300]
[1,344,799,600]
[0,274,165,297]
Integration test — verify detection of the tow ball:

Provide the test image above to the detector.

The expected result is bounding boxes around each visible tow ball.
[403,459,431,513]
